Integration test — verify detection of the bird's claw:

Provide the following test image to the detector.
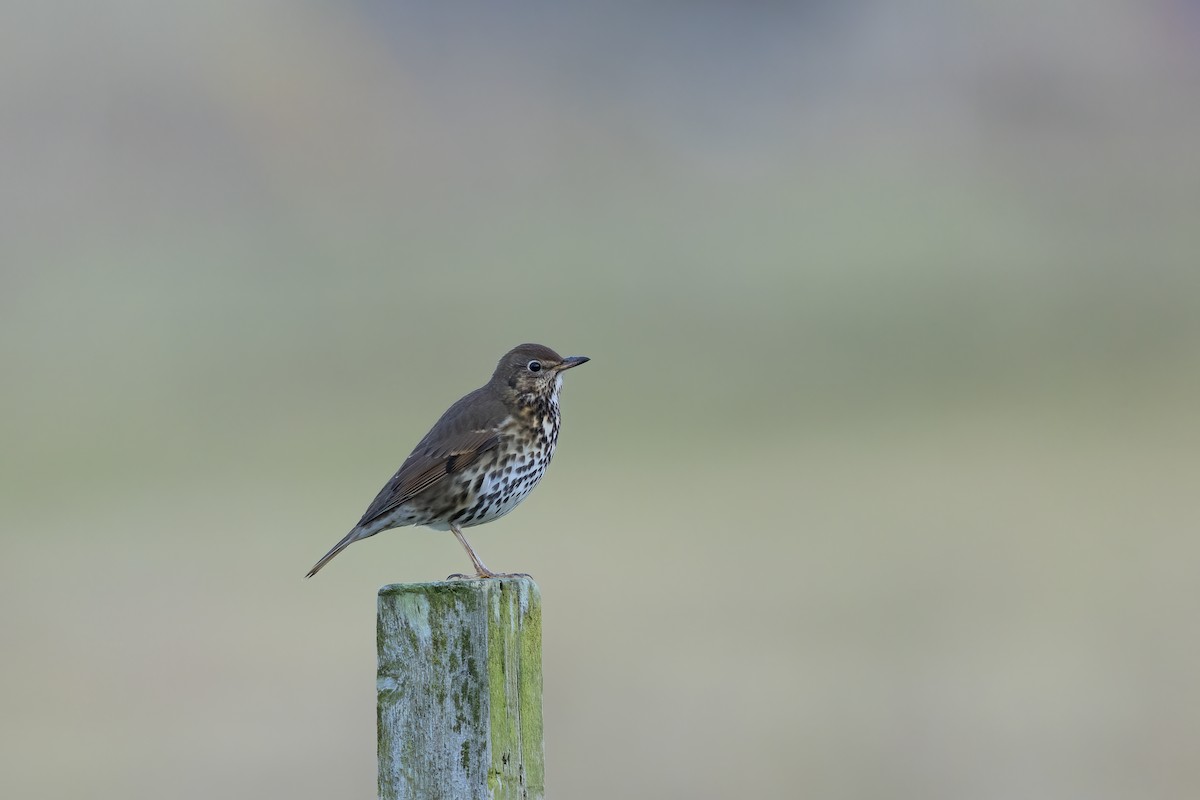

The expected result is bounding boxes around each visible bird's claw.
[445,571,532,581]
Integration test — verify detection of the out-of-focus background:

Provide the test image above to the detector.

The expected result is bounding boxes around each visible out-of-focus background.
[3,1,1198,798]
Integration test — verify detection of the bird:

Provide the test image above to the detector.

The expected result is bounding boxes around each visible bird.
[306,343,589,579]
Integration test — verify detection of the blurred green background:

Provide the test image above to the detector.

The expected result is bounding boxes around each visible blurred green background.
[3,1,1199,798]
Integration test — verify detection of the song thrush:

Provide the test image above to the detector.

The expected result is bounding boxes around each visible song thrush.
[305,343,589,579]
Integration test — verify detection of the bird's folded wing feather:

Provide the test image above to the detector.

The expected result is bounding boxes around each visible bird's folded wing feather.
[355,428,501,527]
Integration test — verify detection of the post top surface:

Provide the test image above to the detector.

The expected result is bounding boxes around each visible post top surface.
[378,576,540,598]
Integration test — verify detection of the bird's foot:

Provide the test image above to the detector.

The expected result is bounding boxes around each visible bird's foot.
[446,570,532,581]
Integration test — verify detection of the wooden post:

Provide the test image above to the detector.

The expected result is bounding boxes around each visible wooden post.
[377,578,544,800]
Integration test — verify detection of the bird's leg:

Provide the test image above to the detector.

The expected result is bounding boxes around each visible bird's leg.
[447,523,531,580]
[448,523,497,579]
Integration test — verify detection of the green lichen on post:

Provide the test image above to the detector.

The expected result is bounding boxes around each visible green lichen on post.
[485,579,544,799]
[377,578,544,800]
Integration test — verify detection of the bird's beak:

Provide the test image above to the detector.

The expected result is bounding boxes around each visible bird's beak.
[555,355,590,371]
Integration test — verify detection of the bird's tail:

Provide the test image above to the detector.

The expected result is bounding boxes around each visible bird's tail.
[305,528,364,578]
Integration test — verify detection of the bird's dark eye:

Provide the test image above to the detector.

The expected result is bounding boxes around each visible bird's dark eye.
[527,360,542,372]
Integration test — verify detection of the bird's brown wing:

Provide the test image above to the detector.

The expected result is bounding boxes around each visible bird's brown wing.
[306,424,501,578]
[354,426,501,529]
[353,384,510,530]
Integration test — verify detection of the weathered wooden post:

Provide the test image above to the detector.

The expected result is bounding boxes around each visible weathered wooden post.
[377,578,544,800]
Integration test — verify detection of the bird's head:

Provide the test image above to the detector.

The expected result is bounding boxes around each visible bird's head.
[491,343,589,404]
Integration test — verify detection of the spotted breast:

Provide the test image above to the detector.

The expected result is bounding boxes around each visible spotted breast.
[448,385,561,528]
